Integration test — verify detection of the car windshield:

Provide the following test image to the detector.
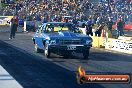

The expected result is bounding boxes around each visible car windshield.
[45,23,75,33]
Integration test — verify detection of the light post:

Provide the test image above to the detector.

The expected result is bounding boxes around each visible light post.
[24,0,28,32]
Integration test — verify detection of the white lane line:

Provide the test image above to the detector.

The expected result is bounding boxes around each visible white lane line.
[0,75,13,80]
[0,64,23,88]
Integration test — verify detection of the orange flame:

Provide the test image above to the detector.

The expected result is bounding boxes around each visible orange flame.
[78,66,86,77]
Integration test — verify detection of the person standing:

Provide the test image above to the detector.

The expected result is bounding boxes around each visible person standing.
[9,15,18,39]
[86,16,93,36]
[117,17,125,36]
[95,22,105,37]
[107,18,113,33]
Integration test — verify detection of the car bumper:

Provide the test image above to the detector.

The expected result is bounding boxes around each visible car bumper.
[49,45,92,53]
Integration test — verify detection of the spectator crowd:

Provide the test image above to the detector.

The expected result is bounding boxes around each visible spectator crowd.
[1,0,131,22]
[0,0,132,36]
[1,0,79,21]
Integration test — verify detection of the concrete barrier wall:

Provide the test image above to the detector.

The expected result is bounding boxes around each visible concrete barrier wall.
[23,21,42,31]
[91,36,106,48]
[91,36,132,54]
[105,38,132,54]
[26,21,42,27]
[0,16,13,26]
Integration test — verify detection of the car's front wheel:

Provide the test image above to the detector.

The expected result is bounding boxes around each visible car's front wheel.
[83,50,90,59]
[44,44,51,58]
[35,44,41,53]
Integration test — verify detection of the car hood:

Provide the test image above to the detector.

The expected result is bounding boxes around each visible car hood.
[45,31,91,40]
[47,31,87,37]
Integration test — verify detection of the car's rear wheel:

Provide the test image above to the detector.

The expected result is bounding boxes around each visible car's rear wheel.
[44,44,51,58]
[83,50,90,59]
[35,44,41,53]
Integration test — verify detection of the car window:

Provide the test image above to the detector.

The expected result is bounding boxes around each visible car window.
[44,23,70,33]
[37,24,46,33]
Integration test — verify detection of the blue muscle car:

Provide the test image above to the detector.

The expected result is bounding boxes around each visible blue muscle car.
[32,22,92,59]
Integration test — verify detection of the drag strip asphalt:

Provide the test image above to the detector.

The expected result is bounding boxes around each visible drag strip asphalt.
[0,40,106,88]
[0,32,132,88]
